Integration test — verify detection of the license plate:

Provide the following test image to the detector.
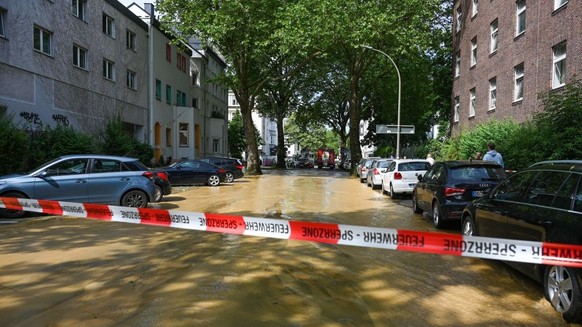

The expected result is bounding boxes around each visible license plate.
[409,183,417,187]
[472,190,484,197]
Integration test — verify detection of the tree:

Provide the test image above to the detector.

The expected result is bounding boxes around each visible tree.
[227,110,246,159]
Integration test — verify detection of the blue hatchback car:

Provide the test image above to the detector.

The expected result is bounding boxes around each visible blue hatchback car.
[0,154,156,218]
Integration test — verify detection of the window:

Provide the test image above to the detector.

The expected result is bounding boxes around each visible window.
[489,77,497,110]
[34,25,52,55]
[166,43,171,62]
[453,96,460,122]
[523,171,570,207]
[73,45,87,69]
[126,70,136,90]
[192,98,198,108]
[455,52,460,77]
[490,19,498,53]
[102,58,114,80]
[177,53,187,73]
[166,84,172,104]
[514,63,524,101]
[552,43,566,89]
[472,0,478,17]
[102,14,114,37]
[469,88,476,117]
[516,0,526,36]
[456,6,462,32]
[0,8,5,37]
[179,123,189,146]
[166,128,172,147]
[126,30,136,50]
[191,71,198,85]
[72,0,85,20]
[155,79,162,100]
[213,139,219,153]
[470,37,477,66]
[493,171,534,201]
[554,0,568,10]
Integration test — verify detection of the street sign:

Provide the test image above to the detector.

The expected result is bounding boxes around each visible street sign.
[376,124,415,134]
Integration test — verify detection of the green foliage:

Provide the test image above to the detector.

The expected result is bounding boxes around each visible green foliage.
[228,110,246,159]
[0,115,29,175]
[97,116,134,156]
[129,141,155,166]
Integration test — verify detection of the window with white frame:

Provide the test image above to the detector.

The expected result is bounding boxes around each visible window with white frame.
[126,70,136,90]
[514,63,524,101]
[102,13,114,37]
[516,0,526,36]
[472,0,478,17]
[1,9,6,37]
[471,37,477,66]
[455,52,460,77]
[102,58,114,80]
[490,19,498,53]
[34,26,52,55]
[489,77,497,110]
[453,96,460,122]
[126,30,136,50]
[552,43,567,89]
[456,6,462,32]
[554,0,568,10]
[73,45,87,69]
[179,123,189,147]
[469,88,476,117]
[72,0,85,20]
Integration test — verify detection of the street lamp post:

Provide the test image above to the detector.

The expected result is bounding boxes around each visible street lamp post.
[361,45,402,159]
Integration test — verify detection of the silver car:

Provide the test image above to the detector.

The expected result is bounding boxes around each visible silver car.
[359,157,380,183]
[0,154,156,218]
[366,158,394,189]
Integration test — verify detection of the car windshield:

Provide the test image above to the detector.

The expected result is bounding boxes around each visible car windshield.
[399,162,431,171]
[449,166,506,182]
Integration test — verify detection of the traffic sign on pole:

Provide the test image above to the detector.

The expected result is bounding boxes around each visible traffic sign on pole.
[376,124,415,135]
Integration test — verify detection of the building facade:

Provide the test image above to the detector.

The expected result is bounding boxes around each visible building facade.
[451,0,581,135]
[0,0,148,138]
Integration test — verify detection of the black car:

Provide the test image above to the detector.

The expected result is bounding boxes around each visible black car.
[461,160,582,323]
[412,160,507,229]
[163,159,226,186]
[200,157,244,183]
[151,170,172,202]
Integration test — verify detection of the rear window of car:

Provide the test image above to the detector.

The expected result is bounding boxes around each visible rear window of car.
[399,162,431,171]
[122,160,147,171]
[449,166,506,183]
[377,161,392,168]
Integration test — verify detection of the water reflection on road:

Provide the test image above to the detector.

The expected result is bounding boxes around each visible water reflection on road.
[0,168,570,326]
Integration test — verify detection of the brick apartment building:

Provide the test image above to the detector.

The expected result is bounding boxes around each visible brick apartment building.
[451,0,581,136]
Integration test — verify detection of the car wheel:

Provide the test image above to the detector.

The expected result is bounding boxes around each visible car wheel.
[432,201,444,229]
[0,192,28,219]
[462,215,476,236]
[153,185,163,202]
[360,178,365,183]
[389,184,396,198]
[544,265,582,323]
[121,190,148,208]
[225,172,235,183]
[412,192,423,214]
[207,174,220,187]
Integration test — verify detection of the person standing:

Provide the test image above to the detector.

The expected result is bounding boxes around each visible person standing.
[483,142,504,167]
[426,153,435,165]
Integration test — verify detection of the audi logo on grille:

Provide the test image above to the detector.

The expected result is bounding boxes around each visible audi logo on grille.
[479,184,491,188]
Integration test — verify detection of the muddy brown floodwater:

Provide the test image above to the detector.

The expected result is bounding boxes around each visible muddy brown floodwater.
[0,168,576,326]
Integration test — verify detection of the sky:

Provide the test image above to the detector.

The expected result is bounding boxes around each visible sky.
[118,0,147,8]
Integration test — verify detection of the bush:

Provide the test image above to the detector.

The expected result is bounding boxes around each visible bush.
[0,115,29,175]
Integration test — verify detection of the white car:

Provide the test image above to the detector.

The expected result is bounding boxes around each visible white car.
[382,159,432,198]
[359,157,380,183]
[366,158,393,189]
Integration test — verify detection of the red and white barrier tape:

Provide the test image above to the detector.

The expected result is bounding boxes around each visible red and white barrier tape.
[2,197,582,268]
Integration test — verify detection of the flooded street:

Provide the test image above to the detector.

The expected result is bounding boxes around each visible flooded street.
[0,169,574,326]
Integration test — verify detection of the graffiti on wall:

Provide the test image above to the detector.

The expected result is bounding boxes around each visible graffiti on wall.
[52,114,69,126]
[19,111,43,128]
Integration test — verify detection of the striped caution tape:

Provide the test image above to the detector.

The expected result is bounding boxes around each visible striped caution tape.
[2,196,582,268]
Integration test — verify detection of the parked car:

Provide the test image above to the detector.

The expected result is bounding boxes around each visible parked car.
[0,154,156,218]
[359,157,380,183]
[163,159,226,186]
[366,158,393,189]
[200,156,245,183]
[461,160,582,323]
[382,159,431,198]
[295,157,314,169]
[412,160,507,229]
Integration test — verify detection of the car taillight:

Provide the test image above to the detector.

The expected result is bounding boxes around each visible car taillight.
[445,187,465,197]
[218,168,226,174]
[374,168,380,175]
[235,165,244,171]
[394,172,402,180]
[156,171,169,180]
[361,167,366,172]
[142,171,155,180]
